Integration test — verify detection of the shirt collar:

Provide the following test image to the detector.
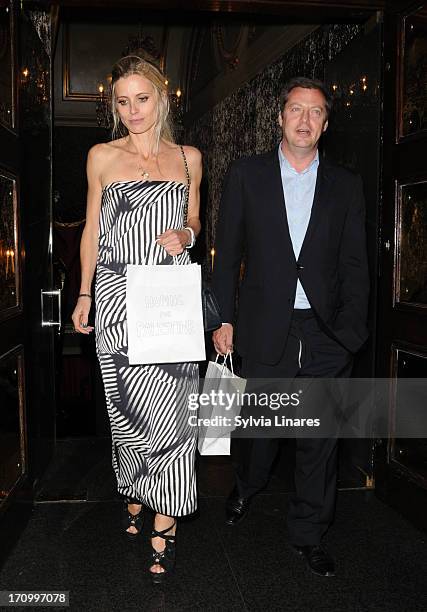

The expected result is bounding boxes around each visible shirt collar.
[278,143,319,175]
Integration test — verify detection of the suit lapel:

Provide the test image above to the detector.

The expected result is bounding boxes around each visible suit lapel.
[259,150,333,263]
[298,157,332,261]
[261,149,296,262]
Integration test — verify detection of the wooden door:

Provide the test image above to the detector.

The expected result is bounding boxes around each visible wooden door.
[375,1,427,529]
[0,1,57,564]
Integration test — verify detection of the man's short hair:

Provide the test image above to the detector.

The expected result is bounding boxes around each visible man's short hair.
[279,77,332,117]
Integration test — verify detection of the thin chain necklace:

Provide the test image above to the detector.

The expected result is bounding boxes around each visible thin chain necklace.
[137,153,150,181]
[127,137,151,181]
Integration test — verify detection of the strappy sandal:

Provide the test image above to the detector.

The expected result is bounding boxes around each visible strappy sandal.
[149,520,177,584]
[122,503,144,540]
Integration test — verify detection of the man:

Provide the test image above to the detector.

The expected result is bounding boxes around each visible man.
[212,77,369,577]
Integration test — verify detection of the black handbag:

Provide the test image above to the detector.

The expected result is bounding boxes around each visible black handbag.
[181,145,222,333]
[202,284,222,332]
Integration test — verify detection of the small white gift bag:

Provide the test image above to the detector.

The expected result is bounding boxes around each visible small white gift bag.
[126,262,205,365]
[198,352,247,455]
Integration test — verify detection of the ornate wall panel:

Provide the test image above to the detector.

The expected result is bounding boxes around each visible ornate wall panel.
[0,346,26,506]
[0,171,21,321]
[54,20,185,127]
[396,180,427,307]
[62,22,167,101]
[0,0,16,132]
[29,8,51,57]
[399,6,427,139]
[390,348,427,485]
[20,10,51,135]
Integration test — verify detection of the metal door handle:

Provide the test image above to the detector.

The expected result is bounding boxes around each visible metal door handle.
[41,289,62,330]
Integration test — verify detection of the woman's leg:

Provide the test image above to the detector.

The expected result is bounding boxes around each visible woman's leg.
[150,513,177,574]
[126,503,143,535]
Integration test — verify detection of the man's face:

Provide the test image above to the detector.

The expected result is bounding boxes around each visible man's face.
[279,87,328,154]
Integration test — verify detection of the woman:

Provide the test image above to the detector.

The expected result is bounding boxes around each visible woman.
[71,55,202,583]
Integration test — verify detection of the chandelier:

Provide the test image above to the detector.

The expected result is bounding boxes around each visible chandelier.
[95,31,183,132]
[329,75,376,112]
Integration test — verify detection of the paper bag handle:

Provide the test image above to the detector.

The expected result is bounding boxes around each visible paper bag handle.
[214,351,235,376]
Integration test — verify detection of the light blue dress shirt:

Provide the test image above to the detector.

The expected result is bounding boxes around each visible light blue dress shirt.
[278,144,319,309]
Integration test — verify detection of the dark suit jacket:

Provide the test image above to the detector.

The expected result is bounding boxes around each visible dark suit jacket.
[211,148,370,365]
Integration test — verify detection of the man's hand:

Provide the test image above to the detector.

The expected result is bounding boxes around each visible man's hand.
[213,323,233,356]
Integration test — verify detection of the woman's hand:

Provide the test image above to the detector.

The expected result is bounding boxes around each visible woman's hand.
[156,229,190,256]
[71,296,94,334]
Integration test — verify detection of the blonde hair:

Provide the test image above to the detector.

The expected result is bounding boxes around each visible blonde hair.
[110,55,174,153]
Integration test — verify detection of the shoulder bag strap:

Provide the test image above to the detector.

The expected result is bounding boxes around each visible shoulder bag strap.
[179,145,190,227]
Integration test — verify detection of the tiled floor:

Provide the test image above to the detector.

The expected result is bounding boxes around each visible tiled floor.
[1,439,427,611]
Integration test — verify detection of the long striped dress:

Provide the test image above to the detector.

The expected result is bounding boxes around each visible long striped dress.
[95,179,198,516]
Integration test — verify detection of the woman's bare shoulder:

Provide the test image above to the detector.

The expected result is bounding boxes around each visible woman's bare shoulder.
[180,144,202,163]
[162,141,201,161]
[178,145,202,176]
[88,138,126,161]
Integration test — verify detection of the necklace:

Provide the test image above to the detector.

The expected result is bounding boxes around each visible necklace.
[137,153,150,181]
[137,162,150,181]
[127,138,151,181]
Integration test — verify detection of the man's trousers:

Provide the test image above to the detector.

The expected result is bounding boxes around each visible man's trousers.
[235,308,353,546]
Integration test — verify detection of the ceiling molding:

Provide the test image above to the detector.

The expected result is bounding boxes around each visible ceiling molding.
[47,1,385,8]
[38,0,385,19]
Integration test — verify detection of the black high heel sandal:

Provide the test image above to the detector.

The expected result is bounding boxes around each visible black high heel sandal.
[122,503,144,540]
[149,520,177,584]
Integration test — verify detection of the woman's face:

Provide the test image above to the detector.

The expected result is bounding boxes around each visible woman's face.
[114,74,158,135]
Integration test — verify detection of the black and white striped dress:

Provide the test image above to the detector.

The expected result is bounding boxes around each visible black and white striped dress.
[95,179,198,517]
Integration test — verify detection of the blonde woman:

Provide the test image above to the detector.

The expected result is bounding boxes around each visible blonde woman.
[71,55,202,583]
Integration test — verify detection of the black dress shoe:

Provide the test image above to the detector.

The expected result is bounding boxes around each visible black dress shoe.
[225,488,251,526]
[291,544,335,577]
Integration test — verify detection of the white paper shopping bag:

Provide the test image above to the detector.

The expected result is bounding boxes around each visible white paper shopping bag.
[199,432,231,456]
[198,353,247,456]
[126,263,205,365]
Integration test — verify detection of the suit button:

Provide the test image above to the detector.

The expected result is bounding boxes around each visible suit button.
[296,263,304,270]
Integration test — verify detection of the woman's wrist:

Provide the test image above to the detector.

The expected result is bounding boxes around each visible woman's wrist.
[183,226,195,249]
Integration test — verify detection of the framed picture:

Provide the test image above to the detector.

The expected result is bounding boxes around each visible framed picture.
[398,6,427,140]
[389,346,427,487]
[0,345,27,507]
[0,0,17,133]
[395,179,427,310]
[62,21,167,101]
[0,170,21,322]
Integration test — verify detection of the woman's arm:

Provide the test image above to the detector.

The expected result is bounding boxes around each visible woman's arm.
[71,145,103,334]
[184,145,202,241]
[157,146,202,255]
